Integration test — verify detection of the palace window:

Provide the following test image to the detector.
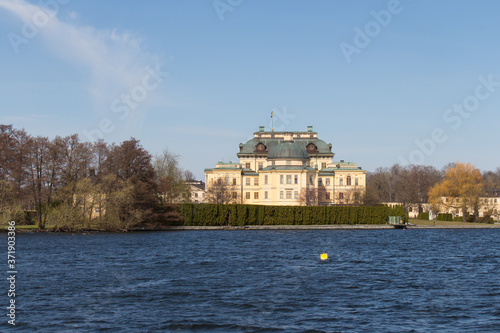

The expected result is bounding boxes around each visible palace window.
[339,178,343,186]
[246,178,250,186]
[286,175,292,184]
[280,191,284,199]
[347,176,351,186]
[245,163,251,169]
[355,178,358,186]
[339,192,344,200]
[286,191,292,199]
[318,178,323,186]
[264,191,268,199]
[233,178,237,185]
[326,178,330,186]
[245,192,250,199]
[265,175,268,185]
[294,175,298,184]
[258,162,263,169]
[309,175,314,185]
[254,192,259,199]
[254,178,259,186]
[280,175,284,184]
[321,162,327,169]
[232,192,237,199]
[326,192,330,200]
[294,191,298,199]
[225,175,230,185]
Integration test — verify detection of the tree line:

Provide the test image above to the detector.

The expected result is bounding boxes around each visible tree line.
[366,163,500,221]
[0,125,191,231]
[2,125,499,228]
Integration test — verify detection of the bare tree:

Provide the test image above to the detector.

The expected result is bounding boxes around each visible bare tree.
[342,186,364,206]
[483,168,500,196]
[183,170,195,181]
[366,164,442,212]
[153,148,188,203]
[298,188,319,206]
[205,178,240,204]
[26,136,63,229]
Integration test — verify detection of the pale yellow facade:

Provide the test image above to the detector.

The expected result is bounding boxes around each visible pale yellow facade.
[435,196,500,220]
[204,126,366,206]
[385,197,500,221]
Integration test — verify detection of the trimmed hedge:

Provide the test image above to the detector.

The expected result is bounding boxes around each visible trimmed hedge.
[177,203,405,226]
[437,213,453,221]
[417,212,429,220]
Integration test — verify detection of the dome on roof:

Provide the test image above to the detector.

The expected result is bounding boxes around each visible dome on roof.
[267,141,310,161]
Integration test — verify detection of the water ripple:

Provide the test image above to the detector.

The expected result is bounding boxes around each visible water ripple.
[3,229,500,332]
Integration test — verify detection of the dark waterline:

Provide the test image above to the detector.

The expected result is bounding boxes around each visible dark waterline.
[3,229,500,332]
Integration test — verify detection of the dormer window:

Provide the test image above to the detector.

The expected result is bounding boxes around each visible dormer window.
[306,143,316,152]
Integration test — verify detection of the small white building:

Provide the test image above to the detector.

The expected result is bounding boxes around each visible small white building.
[186,180,205,203]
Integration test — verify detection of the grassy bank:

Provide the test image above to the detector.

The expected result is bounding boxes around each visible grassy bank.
[409,218,499,227]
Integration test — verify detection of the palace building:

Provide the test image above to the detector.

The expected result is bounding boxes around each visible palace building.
[204,126,366,206]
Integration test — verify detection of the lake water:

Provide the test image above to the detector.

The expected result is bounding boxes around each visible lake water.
[3,229,500,332]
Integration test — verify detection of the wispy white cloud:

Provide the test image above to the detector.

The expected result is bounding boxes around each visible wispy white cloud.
[0,0,162,113]
[0,113,50,123]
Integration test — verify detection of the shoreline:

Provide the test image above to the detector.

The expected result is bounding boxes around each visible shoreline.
[3,223,500,233]
[164,224,500,230]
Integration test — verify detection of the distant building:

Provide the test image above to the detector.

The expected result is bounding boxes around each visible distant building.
[385,194,500,221]
[186,180,205,203]
[384,202,431,219]
[204,126,366,205]
[435,195,499,220]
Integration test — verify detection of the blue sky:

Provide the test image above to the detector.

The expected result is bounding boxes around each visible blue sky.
[1,0,499,179]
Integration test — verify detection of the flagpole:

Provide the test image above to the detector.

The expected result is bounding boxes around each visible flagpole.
[271,111,274,132]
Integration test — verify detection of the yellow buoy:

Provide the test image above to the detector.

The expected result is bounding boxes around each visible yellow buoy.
[320,253,328,260]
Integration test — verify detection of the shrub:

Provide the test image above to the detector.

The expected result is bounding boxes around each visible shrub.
[437,213,453,221]
[417,212,429,220]
[176,204,405,226]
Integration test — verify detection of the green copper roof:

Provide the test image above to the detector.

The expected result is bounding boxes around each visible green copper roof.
[260,165,316,171]
[267,141,310,161]
[237,137,334,157]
